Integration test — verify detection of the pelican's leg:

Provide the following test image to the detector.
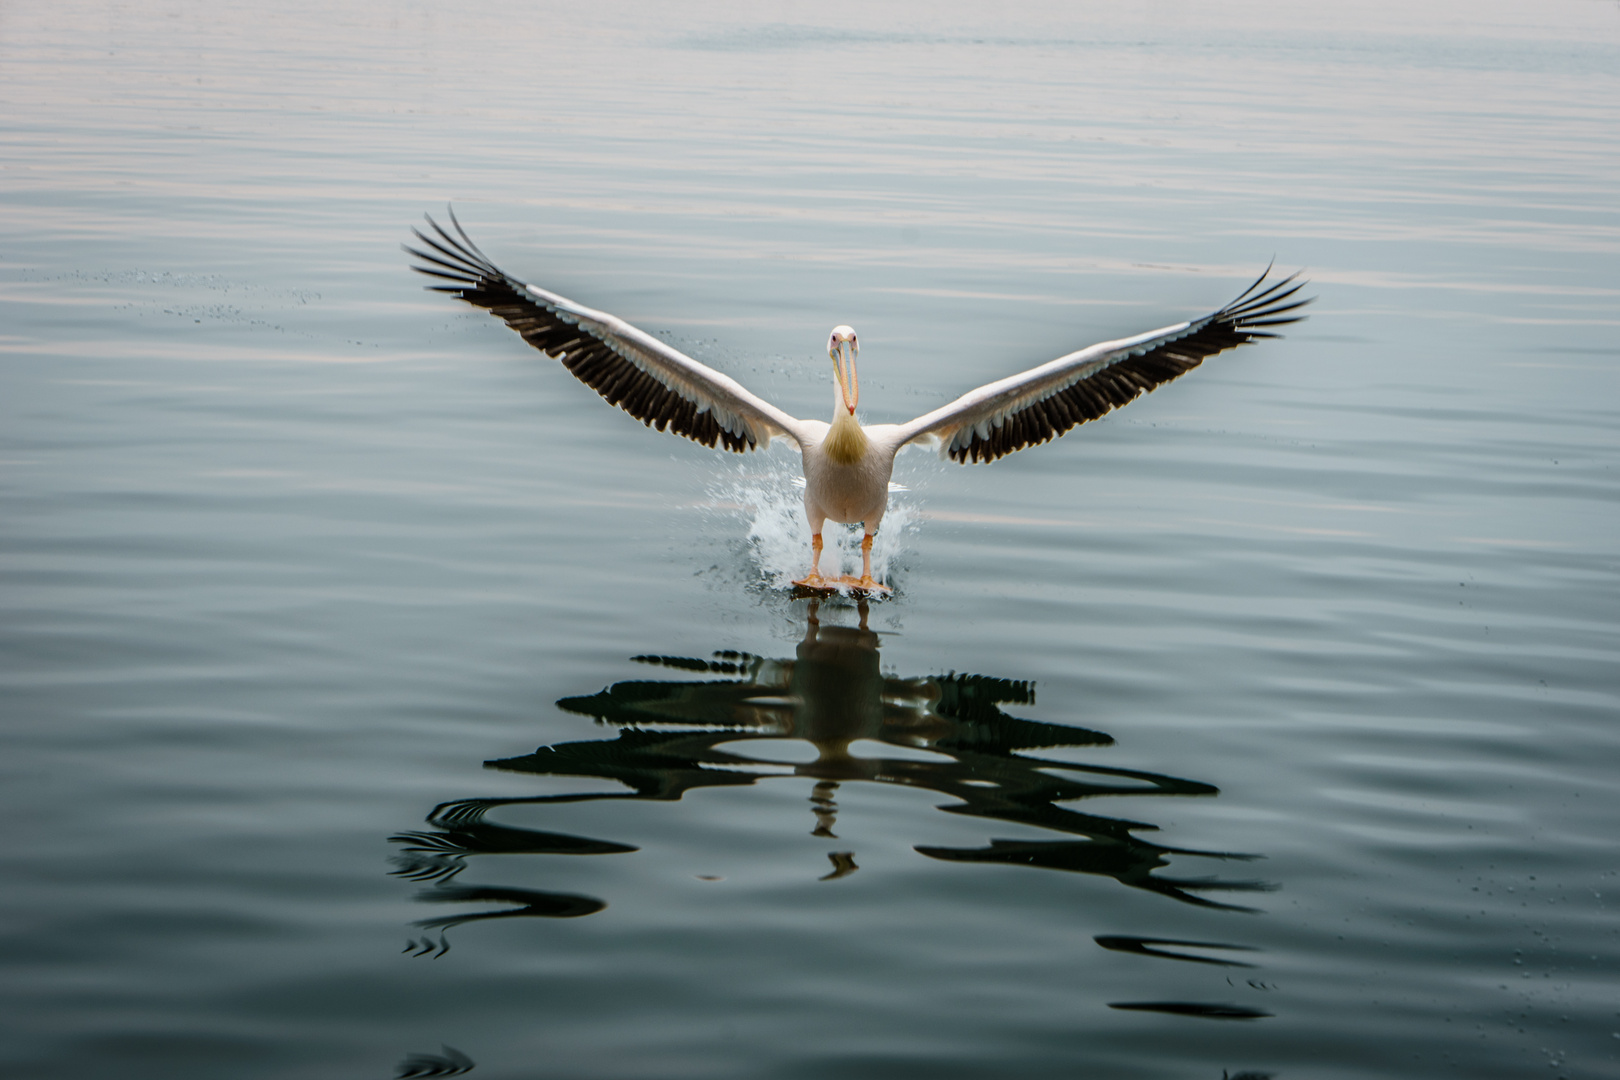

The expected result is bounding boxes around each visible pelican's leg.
[858,532,877,590]
[793,533,828,588]
[806,531,829,582]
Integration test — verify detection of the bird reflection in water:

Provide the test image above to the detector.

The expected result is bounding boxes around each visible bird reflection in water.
[391,600,1270,952]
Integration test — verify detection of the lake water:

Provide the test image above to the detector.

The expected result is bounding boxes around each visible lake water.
[3,1,1618,1077]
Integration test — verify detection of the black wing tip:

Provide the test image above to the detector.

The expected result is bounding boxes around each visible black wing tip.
[1221,265,1314,332]
[405,207,522,306]
[407,204,502,278]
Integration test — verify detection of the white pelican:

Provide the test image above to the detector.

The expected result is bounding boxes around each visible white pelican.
[407,210,1310,592]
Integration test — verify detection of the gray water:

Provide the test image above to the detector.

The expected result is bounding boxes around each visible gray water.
[3,1,1618,1077]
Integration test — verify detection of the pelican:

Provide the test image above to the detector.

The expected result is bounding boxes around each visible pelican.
[407,210,1310,592]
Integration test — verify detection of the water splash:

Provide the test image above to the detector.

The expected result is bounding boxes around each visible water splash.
[704,453,920,594]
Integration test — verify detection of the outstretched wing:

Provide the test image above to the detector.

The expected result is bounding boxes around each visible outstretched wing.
[887,268,1311,463]
[407,209,809,453]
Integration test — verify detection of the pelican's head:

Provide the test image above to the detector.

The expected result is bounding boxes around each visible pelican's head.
[827,324,859,414]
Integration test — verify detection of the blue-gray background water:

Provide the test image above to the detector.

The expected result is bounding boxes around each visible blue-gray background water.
[3,2,1617,1077]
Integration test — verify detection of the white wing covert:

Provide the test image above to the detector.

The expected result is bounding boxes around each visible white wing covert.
[407,210,808,453]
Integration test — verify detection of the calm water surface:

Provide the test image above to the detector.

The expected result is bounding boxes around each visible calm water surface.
[3,2,1618,1077]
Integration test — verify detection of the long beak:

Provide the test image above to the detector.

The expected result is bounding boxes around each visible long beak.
[832,342,859,413]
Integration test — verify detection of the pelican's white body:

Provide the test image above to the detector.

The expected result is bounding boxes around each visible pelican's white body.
[799,415,903,538]
[802,444,894,531]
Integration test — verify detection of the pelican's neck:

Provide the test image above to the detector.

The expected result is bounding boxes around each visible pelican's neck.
[823,397,869,466]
